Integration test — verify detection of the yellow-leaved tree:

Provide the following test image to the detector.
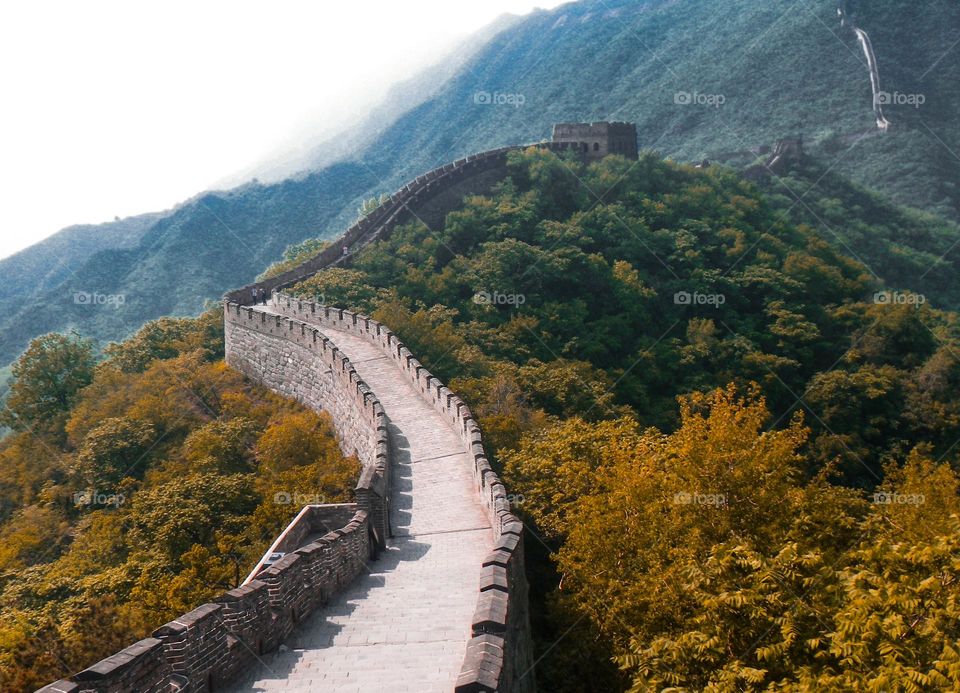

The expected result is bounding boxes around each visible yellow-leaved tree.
[504,385,960,690]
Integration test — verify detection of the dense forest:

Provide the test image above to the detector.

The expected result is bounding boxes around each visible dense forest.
[3,147,958,691]
[0,312,359,690]
[755,157,960,313]
[280,148,960,690]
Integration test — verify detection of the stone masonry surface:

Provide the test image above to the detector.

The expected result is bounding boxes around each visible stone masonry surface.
[256,296,536,693]
[225,301,494,692]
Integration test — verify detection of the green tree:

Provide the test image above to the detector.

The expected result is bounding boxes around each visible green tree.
[294,267,383,313]
[0,506,68,570]
[357,193,390,219]
[127,472,258,564]
[1,333,95,436]
[258,238,331,280]
[255,410,341,473]
[102,310,224,373]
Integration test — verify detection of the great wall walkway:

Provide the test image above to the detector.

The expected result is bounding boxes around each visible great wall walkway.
[227,301,494,692]
[40,133,593,693]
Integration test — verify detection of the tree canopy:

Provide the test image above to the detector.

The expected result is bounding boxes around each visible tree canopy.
[286,148,960,690]
[0,313,358,689]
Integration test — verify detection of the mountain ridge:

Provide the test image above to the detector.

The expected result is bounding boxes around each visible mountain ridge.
[2,0,957,365]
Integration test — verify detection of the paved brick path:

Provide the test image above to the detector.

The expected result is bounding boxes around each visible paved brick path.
[227,309,493,692]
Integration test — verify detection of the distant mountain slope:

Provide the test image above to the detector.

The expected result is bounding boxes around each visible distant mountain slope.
[754,155,960,311]
[2,0,957,364]
[0,213,162,307]
[351,0,960,221]
[0,164,379,363]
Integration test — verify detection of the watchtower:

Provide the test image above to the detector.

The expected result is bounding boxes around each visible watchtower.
[551,121,638,161]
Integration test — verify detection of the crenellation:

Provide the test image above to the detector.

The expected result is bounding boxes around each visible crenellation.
[471,591,510,635]
[152,603,229,692]
[476,464,494,496]
[215,581,272,666]
[479,564,510,593]
[68,637,168,693]
[455,634,506,693]
[266,291,536,691]
[35,681,80,693]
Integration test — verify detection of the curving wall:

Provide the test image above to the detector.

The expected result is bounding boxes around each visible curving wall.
[36,132,636,692]
[223,303,392,545]
[224,140,596,308]
[37,306,391,693]
[38,510,376,693]
[267,293,535,693]
[39,293,533,692]
[224,146,522,306]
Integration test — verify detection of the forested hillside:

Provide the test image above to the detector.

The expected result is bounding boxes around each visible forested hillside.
[4,0,958,372]
[283,148,960,690]
[0,164,379,364]
[0,312,359,690]
[754,156,960,311]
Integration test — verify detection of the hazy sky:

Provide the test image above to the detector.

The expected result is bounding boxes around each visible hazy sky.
[0,1,564,260]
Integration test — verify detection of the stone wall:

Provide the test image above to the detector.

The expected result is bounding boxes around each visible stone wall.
[224,308,379,466]
[269,293,536,693]
[37,309,388,693]
[38,511,373,693]
[223,132,633,310]
[224,146,522,307]
[38,127,646,692]
[242,503,362,584]
[223,303,391,546]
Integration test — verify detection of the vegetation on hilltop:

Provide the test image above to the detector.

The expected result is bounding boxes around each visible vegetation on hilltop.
[0,311,359,690]
[4,0,959,381]
[286,148,960,690]
[257,238,331,281]
[292,149,960,486]
[755,157,960,311]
